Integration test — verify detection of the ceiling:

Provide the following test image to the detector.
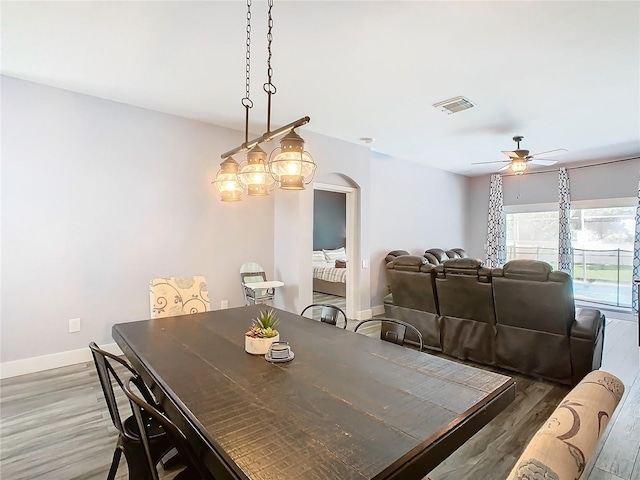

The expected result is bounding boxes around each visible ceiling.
[2,1,639,176]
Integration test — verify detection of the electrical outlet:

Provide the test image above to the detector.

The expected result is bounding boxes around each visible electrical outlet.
[362,260,369,269]
[68,318,81,333]
[220,300,229,309]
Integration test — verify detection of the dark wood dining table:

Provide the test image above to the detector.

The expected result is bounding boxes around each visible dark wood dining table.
[112,305,516,480]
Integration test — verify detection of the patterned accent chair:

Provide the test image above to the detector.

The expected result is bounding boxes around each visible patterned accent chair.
[149,276,210,319]
[508,370,624,480]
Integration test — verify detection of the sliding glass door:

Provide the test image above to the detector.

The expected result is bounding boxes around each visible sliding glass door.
[506,204,634,309]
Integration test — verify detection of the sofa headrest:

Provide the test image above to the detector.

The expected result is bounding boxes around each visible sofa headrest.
[423,252,440,265]
[385,250,410,264]
[443,258,484,271]
[387,255,434,273]
[498,260,553,281]
[435,258,491,282]
[425,248,448,263]
[449,248,468,258]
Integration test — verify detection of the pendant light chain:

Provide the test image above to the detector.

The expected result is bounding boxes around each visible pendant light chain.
[242,0,253,145]
[264,0,276,133]
[215,0,313,201]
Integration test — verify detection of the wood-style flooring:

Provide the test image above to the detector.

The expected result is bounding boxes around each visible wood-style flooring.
[0,315,637,480]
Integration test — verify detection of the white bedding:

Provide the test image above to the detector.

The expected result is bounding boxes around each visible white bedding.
[313,262,347,283]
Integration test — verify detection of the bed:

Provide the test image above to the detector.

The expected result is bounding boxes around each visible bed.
[313,248,347,297]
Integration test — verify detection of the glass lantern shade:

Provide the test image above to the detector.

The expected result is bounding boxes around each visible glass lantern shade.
[511,159,527,175]
[238,145,274,196]
[213,157,243,202]
[268,130,316,190]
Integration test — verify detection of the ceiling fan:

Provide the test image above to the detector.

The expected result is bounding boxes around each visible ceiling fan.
[473,136,568,175]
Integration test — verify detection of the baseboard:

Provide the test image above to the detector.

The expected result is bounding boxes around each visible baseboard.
[371,304,385,317]
[355,309,373,321]
[0,343,123,379]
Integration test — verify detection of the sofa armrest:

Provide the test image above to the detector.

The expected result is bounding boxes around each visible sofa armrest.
[383,293,394,306]
[507,370,624,480]
[571,308,604,341]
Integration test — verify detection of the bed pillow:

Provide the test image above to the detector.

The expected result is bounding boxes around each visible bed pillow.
[313,250,327,265]
[323,247,347,262]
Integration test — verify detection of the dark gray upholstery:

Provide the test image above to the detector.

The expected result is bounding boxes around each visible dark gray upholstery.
[435,258,495,365]
[424,248,449,264]
[492,260,604,384]
[424,248,468,265]
[385,255,441,351]
[384,253,605,385]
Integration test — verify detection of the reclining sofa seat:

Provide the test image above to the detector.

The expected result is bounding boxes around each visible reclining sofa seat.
[492,260,605,385]
[383,250,410,307]
[385,255,441,351]
[435,258,496,365]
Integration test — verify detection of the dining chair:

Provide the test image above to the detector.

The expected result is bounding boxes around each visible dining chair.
[150,276,210,318]
[240,262,276,305]
[89,342,175,480]
[123,377,214,480]
[300,303,347,329]
[354,318,424,352]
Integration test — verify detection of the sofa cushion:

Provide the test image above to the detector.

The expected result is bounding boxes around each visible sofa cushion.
[425,248,449,263]
[499,259,552,281]
[385,250,410,264]
[388,255,428,272]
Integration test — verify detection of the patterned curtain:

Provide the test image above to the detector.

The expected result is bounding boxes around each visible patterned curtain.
[633,175,640,312]
[485,174,507,268]
[558,167,573,275]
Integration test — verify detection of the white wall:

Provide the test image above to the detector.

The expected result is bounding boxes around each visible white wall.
[467,158,640,259]
[274,131,372,316]
[369,153,468,306]
[1,76,475,366]
[1,76,275,363]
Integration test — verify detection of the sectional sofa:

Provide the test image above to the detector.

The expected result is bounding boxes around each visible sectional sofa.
[384,253,605,385]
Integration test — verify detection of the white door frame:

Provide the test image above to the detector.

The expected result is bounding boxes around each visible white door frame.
[313,182,358,320]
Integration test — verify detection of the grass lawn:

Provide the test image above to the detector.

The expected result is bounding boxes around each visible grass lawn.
[573,264,632,283]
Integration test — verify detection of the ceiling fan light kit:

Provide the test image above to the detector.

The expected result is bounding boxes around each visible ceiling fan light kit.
[510,158,528,175]
[471,135,566,174]
[214,0,315,202]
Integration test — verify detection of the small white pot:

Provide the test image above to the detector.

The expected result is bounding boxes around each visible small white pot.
[245,333,280,355]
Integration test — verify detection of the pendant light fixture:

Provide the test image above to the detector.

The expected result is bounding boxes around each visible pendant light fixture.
[215,0,314,201]
[213,156,243,201]
[268,130,316,190]
[238,145,275,196]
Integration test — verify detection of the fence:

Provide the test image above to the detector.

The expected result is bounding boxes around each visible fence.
[507,246,633,308]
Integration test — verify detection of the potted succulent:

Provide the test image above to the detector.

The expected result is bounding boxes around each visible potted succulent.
[245,309,280,355]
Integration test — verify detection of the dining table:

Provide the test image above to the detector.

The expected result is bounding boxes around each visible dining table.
[112,305,516,480]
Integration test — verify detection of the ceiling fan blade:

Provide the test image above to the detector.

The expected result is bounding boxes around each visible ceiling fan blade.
[530,148,568,158]
[501,150,520,159]
[529,159,558,166]
[498,164,512,172]
[471,160,511,165]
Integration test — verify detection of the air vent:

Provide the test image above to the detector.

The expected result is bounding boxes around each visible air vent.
[433,96,475,115]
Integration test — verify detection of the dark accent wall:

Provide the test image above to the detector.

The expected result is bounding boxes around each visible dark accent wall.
[314,190,346,250]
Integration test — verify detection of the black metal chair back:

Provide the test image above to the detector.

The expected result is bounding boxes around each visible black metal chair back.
[89,342,173,480]
[123,377,213,480]
[354,318,424,352]
[301,303,347,329]
[90,342,156,435]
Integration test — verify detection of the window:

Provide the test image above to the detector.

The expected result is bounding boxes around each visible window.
[506,203,634,308]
